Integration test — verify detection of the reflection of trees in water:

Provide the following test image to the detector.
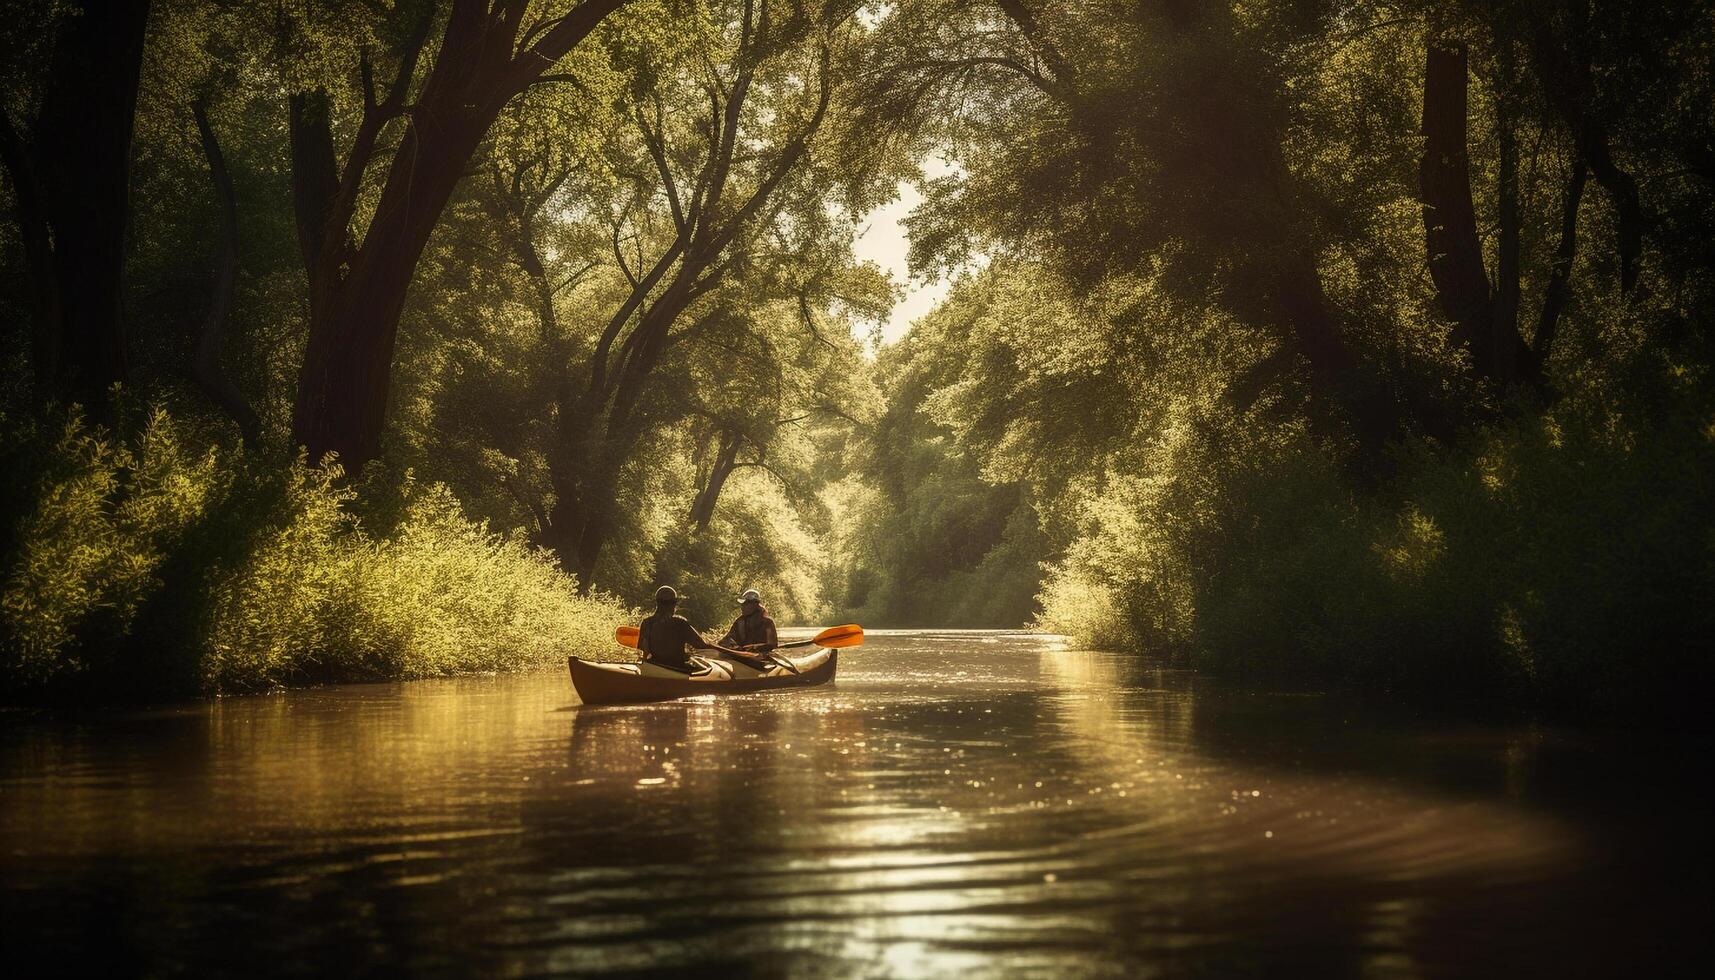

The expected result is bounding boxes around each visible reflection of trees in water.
[0,673,585,975]
[1030,646,1641,975]
[3,643,1701,975]
[504,699,881,972]
[519,673,1587,975]
[0,673,578,855]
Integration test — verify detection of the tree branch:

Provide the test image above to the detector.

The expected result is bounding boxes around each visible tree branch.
[610,218,639,288]
[319,1,434,273]
[701,42,833,259]
[506,0,628,97]
[994,0,1073,95]
[1533,158,1588,373]
[638,90,686,231]
[191,99,261,443]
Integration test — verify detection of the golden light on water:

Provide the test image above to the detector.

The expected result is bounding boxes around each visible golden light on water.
[0,632,1662,976]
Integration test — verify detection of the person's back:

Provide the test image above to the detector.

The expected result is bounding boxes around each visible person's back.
[638,608,700,668]
[638,585,756,672]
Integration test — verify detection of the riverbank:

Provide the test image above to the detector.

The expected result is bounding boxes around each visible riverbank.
[1036,388,1715,729]
[0,406,627,701]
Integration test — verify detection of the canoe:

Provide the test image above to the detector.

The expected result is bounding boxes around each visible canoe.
[568,648,837,705]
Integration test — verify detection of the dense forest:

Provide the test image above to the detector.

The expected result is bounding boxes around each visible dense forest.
[2,0,1711,721]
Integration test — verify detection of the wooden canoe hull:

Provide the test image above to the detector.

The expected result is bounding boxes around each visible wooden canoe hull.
[568,649,837,705]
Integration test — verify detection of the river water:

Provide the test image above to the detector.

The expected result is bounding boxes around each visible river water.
[2,630,1709,976]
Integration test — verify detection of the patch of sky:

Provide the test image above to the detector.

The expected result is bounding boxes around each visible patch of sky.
[852,155,981,346]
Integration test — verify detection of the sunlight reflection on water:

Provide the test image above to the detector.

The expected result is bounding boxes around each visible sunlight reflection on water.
[1,630,1708,975]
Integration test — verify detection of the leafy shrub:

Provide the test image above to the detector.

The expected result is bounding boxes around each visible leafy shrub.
[2,404,627,699]
[1037,367,1715,722]
[0,406,225,685]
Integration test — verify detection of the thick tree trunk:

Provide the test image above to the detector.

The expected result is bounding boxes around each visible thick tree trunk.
[287,90,341,280]
[540,238,722,582]
[39,0,151,405]
[1420,42,1536,392]
[0,0,151,407]
[556,281,700,582]
[546,303,688,589]
[543,406,636,593]
[546,399,657,591]
[542,437,619,591]
[1268,249,1405,454]
[0,112,59,387]
[571,511,611,592]
[542,427,629,592]
[1421,46,1495,357]
[292,115,488,467]
[540,488,587,586]
[287,0,624,470]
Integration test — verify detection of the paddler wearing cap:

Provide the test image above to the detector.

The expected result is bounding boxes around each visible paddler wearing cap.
[637,585,770,671]
[719,589,779,653]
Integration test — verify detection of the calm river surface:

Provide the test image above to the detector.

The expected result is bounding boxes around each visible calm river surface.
[2,630,1710,976]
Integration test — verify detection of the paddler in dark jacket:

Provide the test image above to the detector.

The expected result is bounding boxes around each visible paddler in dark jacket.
[719,589,779,652]
[637,586,766,671]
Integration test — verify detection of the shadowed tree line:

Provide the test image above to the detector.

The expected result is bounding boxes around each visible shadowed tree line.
[819,0,1715,724]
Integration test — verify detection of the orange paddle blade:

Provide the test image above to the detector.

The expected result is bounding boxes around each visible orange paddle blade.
[813,624,864,648]
[615,625,640,649]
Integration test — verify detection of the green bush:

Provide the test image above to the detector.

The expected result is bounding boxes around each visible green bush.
[0,405,225,686]
[1,404,627,699]
[1037,371,1715,722]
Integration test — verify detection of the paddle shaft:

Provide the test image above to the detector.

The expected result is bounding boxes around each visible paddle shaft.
[610,624,857,679]
[613,623,862,657]
[744,625,863,659]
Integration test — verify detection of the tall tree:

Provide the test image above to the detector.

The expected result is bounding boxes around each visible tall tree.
[1418,40,1538,392]
[288,0,625,469]
[1523,1,1644,296]
[540,0,846,586]
[859,0,1406,462]
[0,0,152,409]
